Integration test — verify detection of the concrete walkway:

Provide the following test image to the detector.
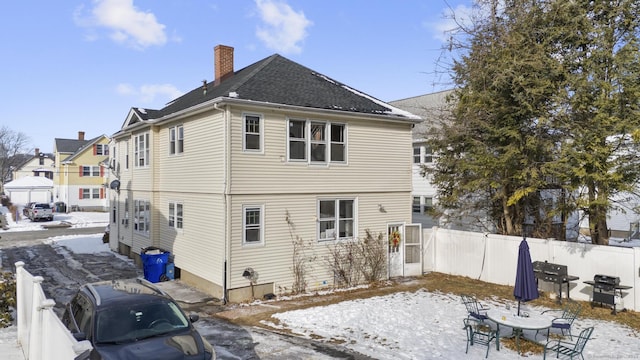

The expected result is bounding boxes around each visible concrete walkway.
[0,326,25,360]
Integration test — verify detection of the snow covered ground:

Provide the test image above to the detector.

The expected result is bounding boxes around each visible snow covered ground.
[1,211,639,359]
[0,208,109,232]
[256,290,640,359]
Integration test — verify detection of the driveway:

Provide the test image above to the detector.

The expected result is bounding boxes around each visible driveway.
[0,227,371,359]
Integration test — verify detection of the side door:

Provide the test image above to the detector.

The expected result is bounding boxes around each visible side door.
[403,223,422,276]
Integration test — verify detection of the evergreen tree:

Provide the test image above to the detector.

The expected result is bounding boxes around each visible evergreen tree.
[428,0,640,244]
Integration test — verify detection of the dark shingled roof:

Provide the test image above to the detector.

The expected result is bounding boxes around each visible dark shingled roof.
[134,54,416,121]
[55,138,90,154]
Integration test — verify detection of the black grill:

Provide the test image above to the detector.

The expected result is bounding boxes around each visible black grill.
[584,274,630,315]
[593,274,620,292]
[532,261,579,303]
[533,261,569,283]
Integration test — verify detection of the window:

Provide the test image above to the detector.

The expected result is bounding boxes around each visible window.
[80,188,102,199]
[123,198,130,227]
[413,196,421,213]
[125,141,130,170]
[134,200,150,234]
[288,120,306,160]
[424,147,433,163]
[169,125,184,155]
[318,199,354,241]
[168,202,183,229]
[423,197,433,212]
[330,124,346,162]
[287,119,347,164]
[39,157,44,166]
[413,147,421,164]
[310,122,327,163]
[81,166,101,177]
[95,144,109,155]
[243,205,263,245]
[134,133,149,167]
[243,114,262,151]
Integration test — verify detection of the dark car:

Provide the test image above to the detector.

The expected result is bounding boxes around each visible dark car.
[62,278,215,360]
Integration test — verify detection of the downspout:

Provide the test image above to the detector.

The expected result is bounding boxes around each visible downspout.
[216,103,231,304]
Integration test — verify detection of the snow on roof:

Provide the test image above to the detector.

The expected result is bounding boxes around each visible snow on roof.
[4,176,54,188]
[313,72,422,121]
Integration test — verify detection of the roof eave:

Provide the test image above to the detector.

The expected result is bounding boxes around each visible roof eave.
[150,97,423,124]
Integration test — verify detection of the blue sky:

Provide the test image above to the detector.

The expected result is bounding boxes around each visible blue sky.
[2,0,472,151]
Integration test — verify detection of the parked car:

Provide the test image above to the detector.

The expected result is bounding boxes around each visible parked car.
[22,202,36,217]
[62,278,215,360]
[28,203,53,221]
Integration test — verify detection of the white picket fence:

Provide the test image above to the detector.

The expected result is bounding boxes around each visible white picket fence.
[423,227,640,312]
[15,261,92,360]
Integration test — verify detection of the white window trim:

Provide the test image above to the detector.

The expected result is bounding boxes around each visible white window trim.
[96,144,109,155]
[242,204,264,246]
[134,133,150,168]
[287,119,307,162]
[125,140,130,170]
[134,199,150,236]
[168,201,184,230]
[286,118,347,165]
[169,125,184,156]
[242,113,264,153]
[317,198,356,242]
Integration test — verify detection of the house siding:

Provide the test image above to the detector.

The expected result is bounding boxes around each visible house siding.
[227,191,411,292]
[157,191,226,286]
[156,111,225,192]
[228,108,413,194]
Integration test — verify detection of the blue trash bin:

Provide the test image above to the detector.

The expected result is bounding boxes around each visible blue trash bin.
[141,249,170,283]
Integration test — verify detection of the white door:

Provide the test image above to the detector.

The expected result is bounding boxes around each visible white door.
[404,223,422,276]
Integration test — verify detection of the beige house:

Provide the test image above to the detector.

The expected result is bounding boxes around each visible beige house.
[54,132,110,211]
[108,45,422,302]
[11,148,55,181]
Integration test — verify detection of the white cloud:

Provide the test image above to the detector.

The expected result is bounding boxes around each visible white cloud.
[254,0,312,54]
[116,83,183,105]
[428,4,473,42]
[74,0,167,50]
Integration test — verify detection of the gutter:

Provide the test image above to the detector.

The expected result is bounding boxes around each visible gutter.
[138,97,424,127]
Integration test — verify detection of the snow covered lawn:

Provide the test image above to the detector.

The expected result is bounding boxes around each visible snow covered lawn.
[260,289,640,359]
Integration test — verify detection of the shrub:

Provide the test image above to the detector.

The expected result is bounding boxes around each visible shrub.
[0,272,16,328]
[326,229,388,288]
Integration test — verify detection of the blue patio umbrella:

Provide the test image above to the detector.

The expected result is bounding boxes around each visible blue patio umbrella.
[513,237,539,316]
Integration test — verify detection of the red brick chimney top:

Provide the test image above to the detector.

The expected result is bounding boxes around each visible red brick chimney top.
[214,45,234,85]
[78,131,85,141]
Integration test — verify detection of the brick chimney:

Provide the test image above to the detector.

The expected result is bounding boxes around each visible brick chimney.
[78,131,85,141]
[214,45,234,85]
[35,148,40,156]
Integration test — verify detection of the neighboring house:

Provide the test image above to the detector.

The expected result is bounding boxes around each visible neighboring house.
[108,45,423,302]
[53,131,110,212]
[3,176,53,206]
[390,90,453,229]
[11,148,55,180]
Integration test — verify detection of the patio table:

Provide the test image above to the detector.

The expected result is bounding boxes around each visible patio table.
[487,308,552,354]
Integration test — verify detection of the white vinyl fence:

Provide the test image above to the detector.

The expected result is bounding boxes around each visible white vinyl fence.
[15,261,92,360]
[423,228,640,312]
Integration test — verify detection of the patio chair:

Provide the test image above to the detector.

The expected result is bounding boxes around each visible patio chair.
[539,301,582,340]
[463,318,497,358]
[461,294,489,322]
[543,326,594,360]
